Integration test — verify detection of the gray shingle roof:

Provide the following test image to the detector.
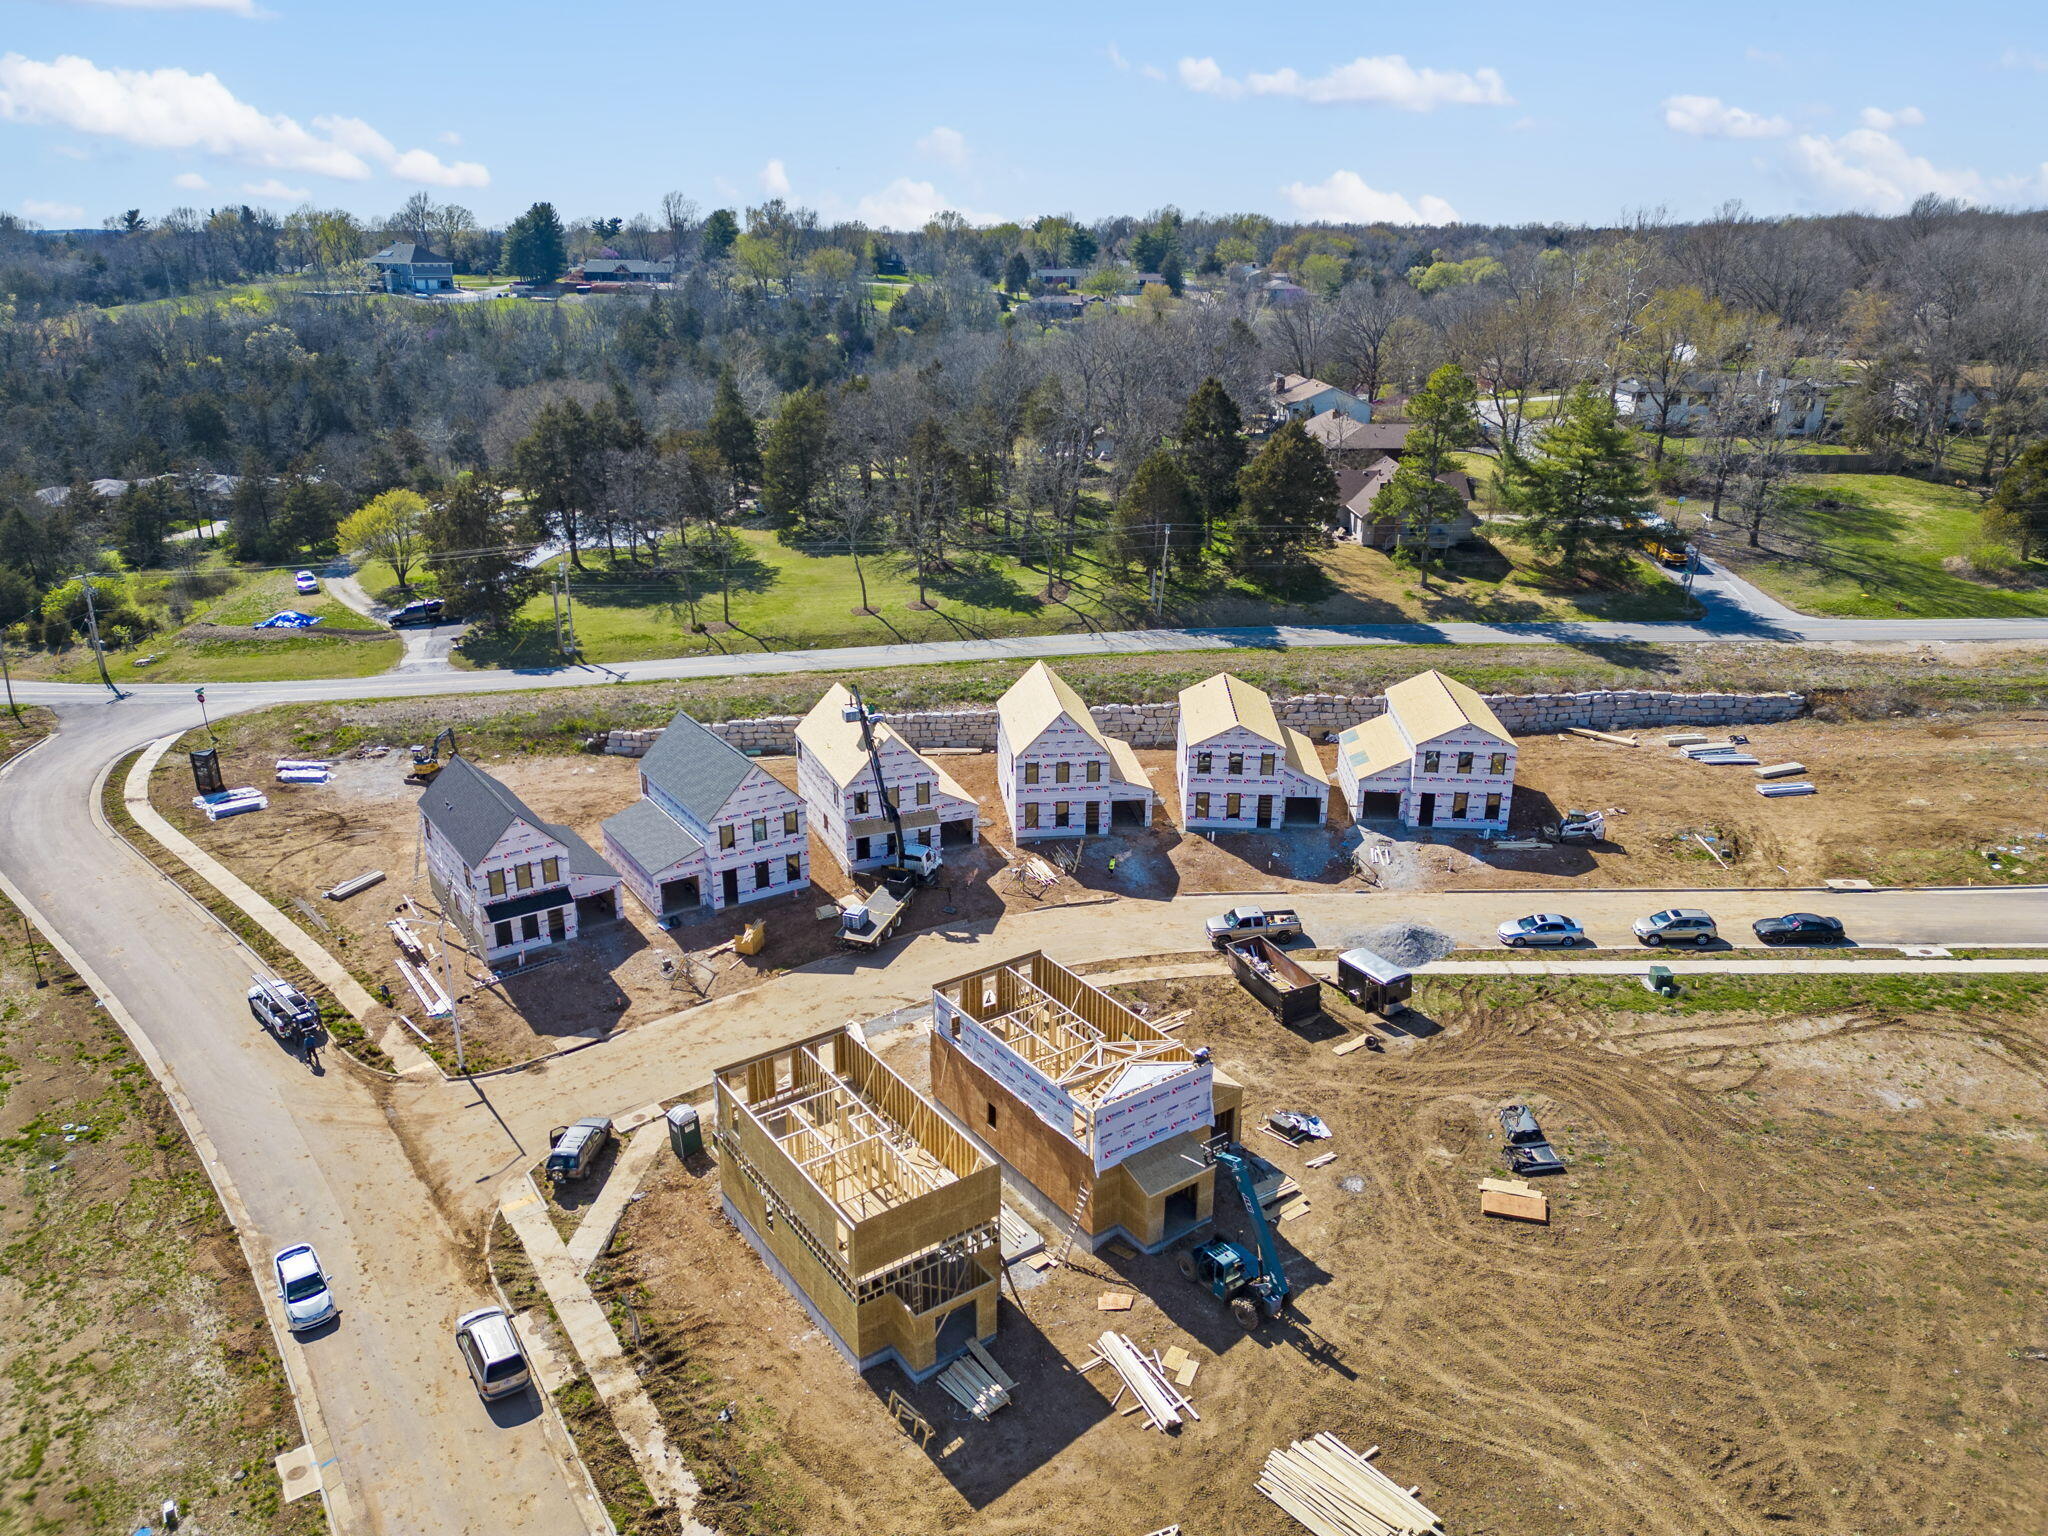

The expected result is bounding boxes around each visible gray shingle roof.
[601,799,703,877]
[638,712,754,825]
[418,754,539,867]
[545,822,620,882]
[370,241,448,266]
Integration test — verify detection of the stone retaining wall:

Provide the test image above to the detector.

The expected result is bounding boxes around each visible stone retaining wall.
[600,688,1804,758]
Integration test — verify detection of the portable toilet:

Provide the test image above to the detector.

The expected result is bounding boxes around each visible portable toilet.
[1334,948,1412,1015]
[666,1102,704,1159]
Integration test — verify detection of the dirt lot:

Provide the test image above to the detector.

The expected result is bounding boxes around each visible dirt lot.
[0,902,321,1536]
[153,714,2048,1068]
[584,970,2048,1536]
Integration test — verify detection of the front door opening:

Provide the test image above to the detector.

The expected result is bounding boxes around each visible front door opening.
[1418,792,1437,827]
[1256,794,1274,828]
[1084,801,1100,834]
[720,868,739,906]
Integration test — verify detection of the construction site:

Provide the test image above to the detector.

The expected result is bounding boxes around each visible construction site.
[552,948,2048,1536]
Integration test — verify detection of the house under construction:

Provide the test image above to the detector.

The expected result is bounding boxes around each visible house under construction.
[713,1027,1001,1381]
[930,952,1241,1254]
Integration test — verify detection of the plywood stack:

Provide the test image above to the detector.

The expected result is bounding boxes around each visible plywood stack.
[1258,1434,1443,1536]
[935,1340,1015,1420]
[1081,1331,1200,1431]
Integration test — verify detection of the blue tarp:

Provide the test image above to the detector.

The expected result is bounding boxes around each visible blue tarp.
[255,610,322,629]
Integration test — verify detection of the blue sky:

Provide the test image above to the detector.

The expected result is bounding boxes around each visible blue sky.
[4,0,2047,231]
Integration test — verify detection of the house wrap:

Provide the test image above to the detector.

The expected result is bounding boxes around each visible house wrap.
[795,684,977,873]
[1175,672,1330,832]
[601,710,808,919]
[1337,668,1517,831]
[994,661,1155,840]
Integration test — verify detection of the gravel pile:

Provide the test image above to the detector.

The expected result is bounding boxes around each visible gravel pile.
[1341,921,1456,968]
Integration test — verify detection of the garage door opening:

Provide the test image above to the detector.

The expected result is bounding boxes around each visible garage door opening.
[575,890,619,925]
[940,816,974,846]
[658,876,700,914]
[1111,798,1148,827]
[1353,791,1402,820]
[1283,795,1324,826]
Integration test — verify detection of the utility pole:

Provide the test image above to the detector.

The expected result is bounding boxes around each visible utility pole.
[0,634,19,725]
[561,565,577,659]
[81,577,118,698]
[550,569,566,660]
[1151,520,1170,623]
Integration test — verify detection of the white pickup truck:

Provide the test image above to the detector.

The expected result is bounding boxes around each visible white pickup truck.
[1205,906,1304,949]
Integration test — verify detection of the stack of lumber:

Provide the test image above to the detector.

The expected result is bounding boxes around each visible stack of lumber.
[395,956,453,1019]
[1568,727,1638,746]
[274,757,331,784]
[1258,1434,1443,1536]
[1753,761,1806,779]
[999,1205,1044,1262]
[1081,1332,1200,1431]
[1479,1176,1549,1223]
[1756,781,1816,797]
[387,918,427,963]
[935,1341,1014,1420]
[194,787,268,820]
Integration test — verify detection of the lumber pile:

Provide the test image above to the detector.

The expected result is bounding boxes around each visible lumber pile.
[324,869,385,900]
[194,787,268,820]
[935,1340,1015,1421]
[1080,1332,1200,1431]
[1258,1433,1443,1536]
[274,757,331,784]
[1568,727,1638,746]
[387,918,427,962]
[396,956,453,1019]
[1757,781,1816,797]
[1479,1177,1549,1223]
[1753,761,1806,779]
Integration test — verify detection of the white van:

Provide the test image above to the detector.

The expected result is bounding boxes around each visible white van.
[454,1306,531,1401]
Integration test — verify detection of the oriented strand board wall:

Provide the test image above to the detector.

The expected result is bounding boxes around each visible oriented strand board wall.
[931,1031,1101,1233]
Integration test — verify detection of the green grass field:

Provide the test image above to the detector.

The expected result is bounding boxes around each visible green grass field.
[1711,471,2048,618]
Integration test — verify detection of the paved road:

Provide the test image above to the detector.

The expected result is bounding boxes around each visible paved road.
[0,698,598,1536]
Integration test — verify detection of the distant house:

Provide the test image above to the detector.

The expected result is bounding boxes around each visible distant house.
[578,257,676,284]
[796,684,978,873]
[1302,411,1413,464]
[1175,673,1329,832]
[1032,267,1086,290]
[367,241,455,294]
[1269,373,1372,424]
[1018,293,1088,324]
[995,662,1155,840]
[1263,277,1309,306]
[1336,461,1478,550]
[1613,371,1830,437]
[1336,670,1516,831]
[418,756,620,966]
[600,711,808,920]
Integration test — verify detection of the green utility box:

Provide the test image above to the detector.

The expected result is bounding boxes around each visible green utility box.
[666,1103,704,1159]
[1644,964,1679,997]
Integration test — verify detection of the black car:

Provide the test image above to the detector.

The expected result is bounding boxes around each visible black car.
[1752,912,1845,945]
[1499,1103,1567,1176]
[387,598,446,627]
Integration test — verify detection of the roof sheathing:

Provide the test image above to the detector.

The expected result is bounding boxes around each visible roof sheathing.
[1386,669,1510,745]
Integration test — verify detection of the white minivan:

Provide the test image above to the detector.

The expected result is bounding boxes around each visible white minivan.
[455,1306,531,1401]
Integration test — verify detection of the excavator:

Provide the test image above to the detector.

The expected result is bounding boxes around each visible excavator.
[406,727,458,786]
[1178,1138,1291,1329]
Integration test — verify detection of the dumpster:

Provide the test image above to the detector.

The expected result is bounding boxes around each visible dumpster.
[1334,948,1413,1015]
[666,1102,704,1158]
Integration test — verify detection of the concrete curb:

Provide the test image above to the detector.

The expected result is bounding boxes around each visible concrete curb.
[0,743,357,1535]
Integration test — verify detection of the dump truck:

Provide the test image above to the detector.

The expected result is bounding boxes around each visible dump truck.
[837,877,913,951]
[1205,905,1304,948]
[1221,934,1322,1025]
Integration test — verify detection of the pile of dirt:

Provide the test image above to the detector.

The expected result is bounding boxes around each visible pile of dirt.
[1341,920,1456,966]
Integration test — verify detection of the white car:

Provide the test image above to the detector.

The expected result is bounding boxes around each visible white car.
[293,570,319,594]
[274,1243,338,1331]
[1496,913,1585,948]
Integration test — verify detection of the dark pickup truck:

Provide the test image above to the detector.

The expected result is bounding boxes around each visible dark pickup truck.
[1499,1103,1567,1176]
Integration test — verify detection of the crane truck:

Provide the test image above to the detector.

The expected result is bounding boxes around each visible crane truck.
[1177,1139,1291,1329]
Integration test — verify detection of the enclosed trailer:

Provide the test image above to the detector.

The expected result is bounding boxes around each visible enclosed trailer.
[1334,948,1413,1015]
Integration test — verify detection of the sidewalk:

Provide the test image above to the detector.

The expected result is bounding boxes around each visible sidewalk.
[124,734,436,1075]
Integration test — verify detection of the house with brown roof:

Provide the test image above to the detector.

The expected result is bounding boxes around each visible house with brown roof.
[1336,461,1479,550]
[1336,670,1516,831]
[994,662,1155,839]
[1302,411,1414,464]
[796,684,978,873]
[1175,673,1329,832]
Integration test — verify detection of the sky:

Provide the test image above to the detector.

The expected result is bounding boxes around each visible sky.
[3,0,2048,233]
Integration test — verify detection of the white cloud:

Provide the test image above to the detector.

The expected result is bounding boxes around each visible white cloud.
[241,177,306,200]
[1662,94,1789,138]
[22,198,84,223]
[0,53,489,186]
[915,125,967,167]
[1180,53,1510,110]
[1139,63,1166,82]
[49,0,260,13]
[1859,105,1925,130]
[437,129,461,146]
[1106,42,1128,72]
[1280,170,1457,225]
[171,170,208,189]
[1787,126,1984,211]
[849,178,996,229]
[1744,46,1786,66]
[1998,46,2048,71]
[759,158,791,196]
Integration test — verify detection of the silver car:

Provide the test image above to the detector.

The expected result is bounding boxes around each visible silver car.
[274,1243,338,1331]
[1496,913,1585,948]
[455,1306,531,1401]
[1633,908,1718,947]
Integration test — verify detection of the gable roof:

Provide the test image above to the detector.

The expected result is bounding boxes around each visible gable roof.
[797,683,921,787]
[997,662,1097,753]
[640,711,757,824]
[419,754,555,867]
[1384,669,1509,746]
[369,241,447,266]
[1304,412,1413,455]
[1336,461,1475,520]
[602,798,704,877]
[546,822,619,881]
[1180,673,1327,784]
[1339,714,1412,782]
[1277,376,1349,407]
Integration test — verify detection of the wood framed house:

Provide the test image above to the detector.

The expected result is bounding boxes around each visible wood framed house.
[930,952,1243,1254]
[1175,673,1329,832]
[601,711,808,921]
[796,684,978,874]
[714,1026,1000,1380]
[994,662,1154,840]
[418,755,621,967]
[1336,669,1517,831]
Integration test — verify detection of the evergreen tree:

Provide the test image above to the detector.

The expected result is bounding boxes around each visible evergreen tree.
[512,399,600,567]
[1065,226,1098,266]
[1108,449,1197,575]
[275,475,345,554]
[1002,251,1032,294]
[425,475,536,631]
[1986,438,2048,561]
[1177,377,1247,542]
[707,369,761,509]
[1499,386,1652,575]
[759,387,836,532]
[114,478,178,569]
[1373,363,1480,589]
[1160,250,1184,296]
[503,202,568,283]
[1227,419,1338,578]
[700,208,739,260]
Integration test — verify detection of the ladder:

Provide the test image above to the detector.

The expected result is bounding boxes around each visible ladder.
[1053,1176,1094,1267]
